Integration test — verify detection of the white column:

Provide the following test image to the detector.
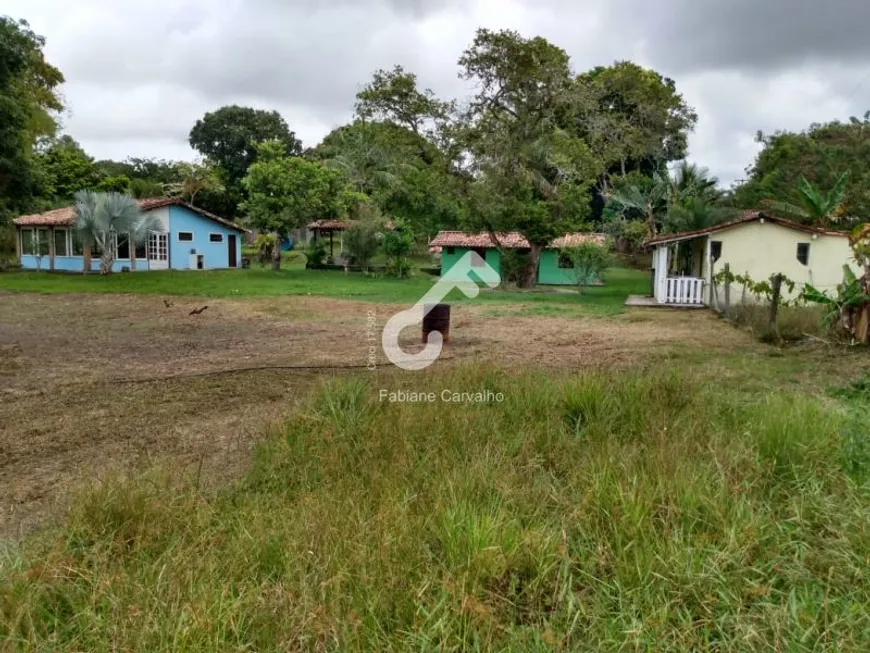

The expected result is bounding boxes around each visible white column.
[654,246,669,304]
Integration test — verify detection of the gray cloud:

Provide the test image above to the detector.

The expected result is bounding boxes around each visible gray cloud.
[606,0,870,73]
[6,0,870,184]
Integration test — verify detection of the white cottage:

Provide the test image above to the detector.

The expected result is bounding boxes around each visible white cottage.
[645,212,857,307]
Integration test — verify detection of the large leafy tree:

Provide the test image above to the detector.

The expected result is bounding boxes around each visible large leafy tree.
[732,116,870,220]
[458,28,599,287]
[241,141,349,270]
[0,16,64,227]
[189,105,302,210]
[313,120,465,237]
[355,65,452,137]
[38,136,103,201]
[574,61,697,195]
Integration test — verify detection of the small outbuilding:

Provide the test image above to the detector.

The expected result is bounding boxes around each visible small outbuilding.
[429,231,608,285]
[14,198,246,272]
[645,211,858,307]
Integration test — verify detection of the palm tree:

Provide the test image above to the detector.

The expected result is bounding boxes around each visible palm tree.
[610,162,725,238]
[669,161,722,205]
[324,127,403,194]
[609,171,670,238]
[761,173,850,227]
[74,191,159,274]
[662,197,740,234]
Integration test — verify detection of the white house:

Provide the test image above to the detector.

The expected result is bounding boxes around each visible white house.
[645,211,858,307]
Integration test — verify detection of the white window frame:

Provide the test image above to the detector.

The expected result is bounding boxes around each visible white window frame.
[177,231,194,242]
[20,228,35,255]
[54,228,69,257]
[208,232,224,243]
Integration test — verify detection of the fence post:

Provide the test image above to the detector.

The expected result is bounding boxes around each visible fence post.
[768,273,783,339]
[723,263,731,312]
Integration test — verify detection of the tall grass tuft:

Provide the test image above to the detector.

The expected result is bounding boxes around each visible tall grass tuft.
[1,366,868,650]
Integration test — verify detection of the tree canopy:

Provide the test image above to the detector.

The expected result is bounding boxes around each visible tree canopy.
[0,17,64,223]
[732,116,870,220]
[189,105,303,207]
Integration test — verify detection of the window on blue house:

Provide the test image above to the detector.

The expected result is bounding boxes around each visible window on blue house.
[209,233,224,243]
[178,231,194,242]
[23,229,49,256]
[54,229,68,256]
[117,233,131,259]
[20,229,34,255]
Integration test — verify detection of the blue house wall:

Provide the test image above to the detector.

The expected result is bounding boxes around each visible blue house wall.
[19,255,146,272]
[15,203,243,272]
[167,205,241,270]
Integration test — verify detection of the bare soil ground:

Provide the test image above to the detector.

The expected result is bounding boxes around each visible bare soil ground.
[0,291,750,538]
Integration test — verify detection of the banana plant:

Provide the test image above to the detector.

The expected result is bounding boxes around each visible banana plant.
[800,265,870,331]
[761,172,850,226]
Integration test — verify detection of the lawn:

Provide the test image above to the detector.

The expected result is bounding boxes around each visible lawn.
[0,264,650,313]
[2,363,869,650]
[3,265,869,650]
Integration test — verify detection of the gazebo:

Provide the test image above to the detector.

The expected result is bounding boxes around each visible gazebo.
[307,220,350,261]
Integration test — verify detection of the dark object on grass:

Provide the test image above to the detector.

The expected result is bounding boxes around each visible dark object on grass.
[189,306,209,316]
[423,304,450,344]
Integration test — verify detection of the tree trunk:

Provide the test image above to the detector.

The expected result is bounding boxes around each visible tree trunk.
[646,203,657,239]
[519,244,543,289]
[100,253,114,275]
[83,244,91,275]
[857,271,870,344]
[768,274,783,340]
[271,233,282,271]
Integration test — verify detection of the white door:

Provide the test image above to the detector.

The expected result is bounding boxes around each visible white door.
[148,232,169,270]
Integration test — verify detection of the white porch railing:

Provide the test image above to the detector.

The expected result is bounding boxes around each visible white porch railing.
[664,276,705,305]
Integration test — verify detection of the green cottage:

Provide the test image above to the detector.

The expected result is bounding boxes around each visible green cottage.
[429,231,608,285]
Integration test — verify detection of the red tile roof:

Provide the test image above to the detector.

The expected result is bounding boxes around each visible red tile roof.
[14,197,246,232]
[645,211,849,246]
[429,231,607,250]
[308,220,350,231]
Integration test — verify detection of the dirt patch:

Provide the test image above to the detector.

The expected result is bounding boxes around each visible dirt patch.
[0,292,749,538]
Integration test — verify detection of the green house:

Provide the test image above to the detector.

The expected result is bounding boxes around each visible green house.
[430,231,607,285]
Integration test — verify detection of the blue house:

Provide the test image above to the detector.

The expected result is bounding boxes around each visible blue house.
[14,198,246,272]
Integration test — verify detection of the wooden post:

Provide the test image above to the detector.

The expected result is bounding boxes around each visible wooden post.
[48,227,56,271]
[768,273,783,339]
[723,263,731,312]
[83,244,91,275]
[129,232,136,271]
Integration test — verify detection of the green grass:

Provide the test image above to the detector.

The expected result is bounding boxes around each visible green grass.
[2,365,869,650]
[0,265,649,310]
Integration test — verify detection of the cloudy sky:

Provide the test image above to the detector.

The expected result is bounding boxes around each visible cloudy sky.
[7,0,870,186]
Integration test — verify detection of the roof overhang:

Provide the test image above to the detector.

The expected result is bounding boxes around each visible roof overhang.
[644,211,849,248]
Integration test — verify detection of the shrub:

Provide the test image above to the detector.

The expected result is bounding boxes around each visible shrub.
[499,249,529,285]
[562,241,613,293]
[382,217,414,278]
[344,219,381,271]
[305,238,327,267]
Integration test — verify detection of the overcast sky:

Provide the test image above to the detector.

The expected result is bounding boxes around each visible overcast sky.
[7,0,870,186]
